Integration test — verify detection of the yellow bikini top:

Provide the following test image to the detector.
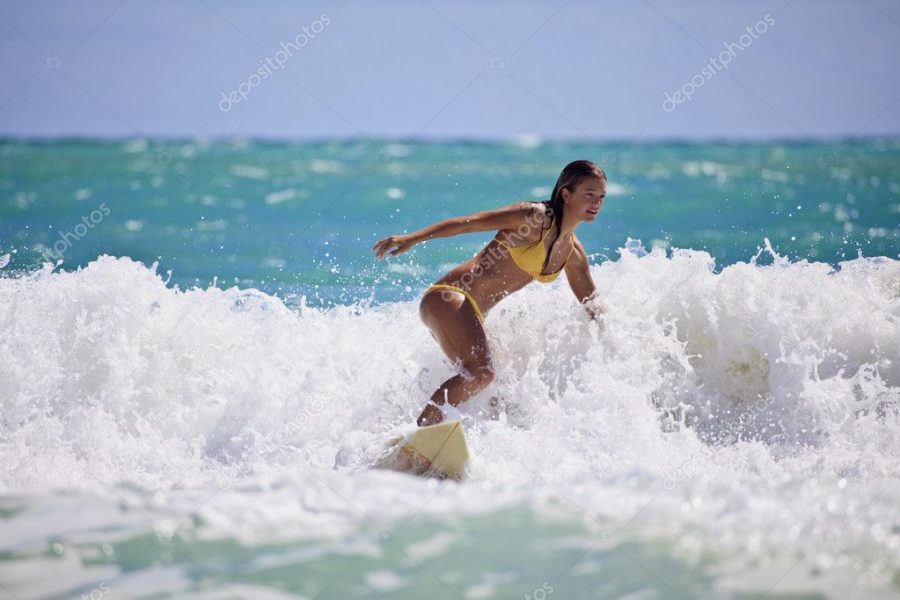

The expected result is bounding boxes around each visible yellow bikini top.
[496,215,574,283]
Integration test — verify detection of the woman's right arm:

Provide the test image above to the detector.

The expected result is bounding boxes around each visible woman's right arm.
[373,201,532,259]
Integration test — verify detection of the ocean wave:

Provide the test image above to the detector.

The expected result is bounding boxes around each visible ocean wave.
[1,247,898,588]
[1,248,897,487]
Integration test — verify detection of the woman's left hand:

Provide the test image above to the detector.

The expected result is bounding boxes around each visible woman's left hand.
[373,234,417,259]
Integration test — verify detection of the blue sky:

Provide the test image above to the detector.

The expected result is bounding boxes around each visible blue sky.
[1,0,898,140]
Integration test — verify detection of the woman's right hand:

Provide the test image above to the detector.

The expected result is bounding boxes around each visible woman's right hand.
[372,234,417,259]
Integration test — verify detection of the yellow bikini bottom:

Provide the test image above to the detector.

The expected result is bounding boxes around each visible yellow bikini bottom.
[424,284,485,324]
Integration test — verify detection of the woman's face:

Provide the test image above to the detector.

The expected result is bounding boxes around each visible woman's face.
[563,176,606,222]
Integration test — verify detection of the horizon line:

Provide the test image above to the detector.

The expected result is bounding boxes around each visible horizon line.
[2,132,899,146]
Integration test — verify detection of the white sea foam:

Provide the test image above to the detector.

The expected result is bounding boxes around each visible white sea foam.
[229,164,269,180]
[1,246,898,594]
[265,188,297,205]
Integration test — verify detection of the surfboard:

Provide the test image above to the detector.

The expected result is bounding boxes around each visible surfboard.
[376,420,469,480]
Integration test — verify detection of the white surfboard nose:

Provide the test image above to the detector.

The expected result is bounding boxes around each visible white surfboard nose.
[376,420,470,480]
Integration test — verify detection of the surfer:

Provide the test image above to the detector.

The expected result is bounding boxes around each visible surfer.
[373,160,606,427]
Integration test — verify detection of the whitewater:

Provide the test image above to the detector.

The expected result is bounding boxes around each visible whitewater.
[1,239,898,598]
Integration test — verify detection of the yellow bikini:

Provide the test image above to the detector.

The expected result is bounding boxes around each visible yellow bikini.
[496,216,575,283]
[424,283,485,323]
[424,216,573,324]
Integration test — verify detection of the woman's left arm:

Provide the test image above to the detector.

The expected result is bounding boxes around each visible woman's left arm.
[564,235,603,320]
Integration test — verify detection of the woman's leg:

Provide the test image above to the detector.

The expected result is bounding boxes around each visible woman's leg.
[418,289,494,426]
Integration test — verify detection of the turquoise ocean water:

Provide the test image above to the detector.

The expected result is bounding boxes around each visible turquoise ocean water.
[1,138,899,598]
[2,138,898,302]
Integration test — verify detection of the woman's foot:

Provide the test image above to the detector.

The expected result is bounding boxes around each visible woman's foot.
[417,401,444,427]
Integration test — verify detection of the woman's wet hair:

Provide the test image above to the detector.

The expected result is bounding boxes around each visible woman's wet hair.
[534,160,606,273]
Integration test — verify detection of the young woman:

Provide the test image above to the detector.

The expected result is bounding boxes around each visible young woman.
[373,160,606,426]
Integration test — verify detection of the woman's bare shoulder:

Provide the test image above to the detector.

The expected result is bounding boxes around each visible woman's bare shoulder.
[518,201,552,225]
[493,201,551,243]
[490,201,548,227]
